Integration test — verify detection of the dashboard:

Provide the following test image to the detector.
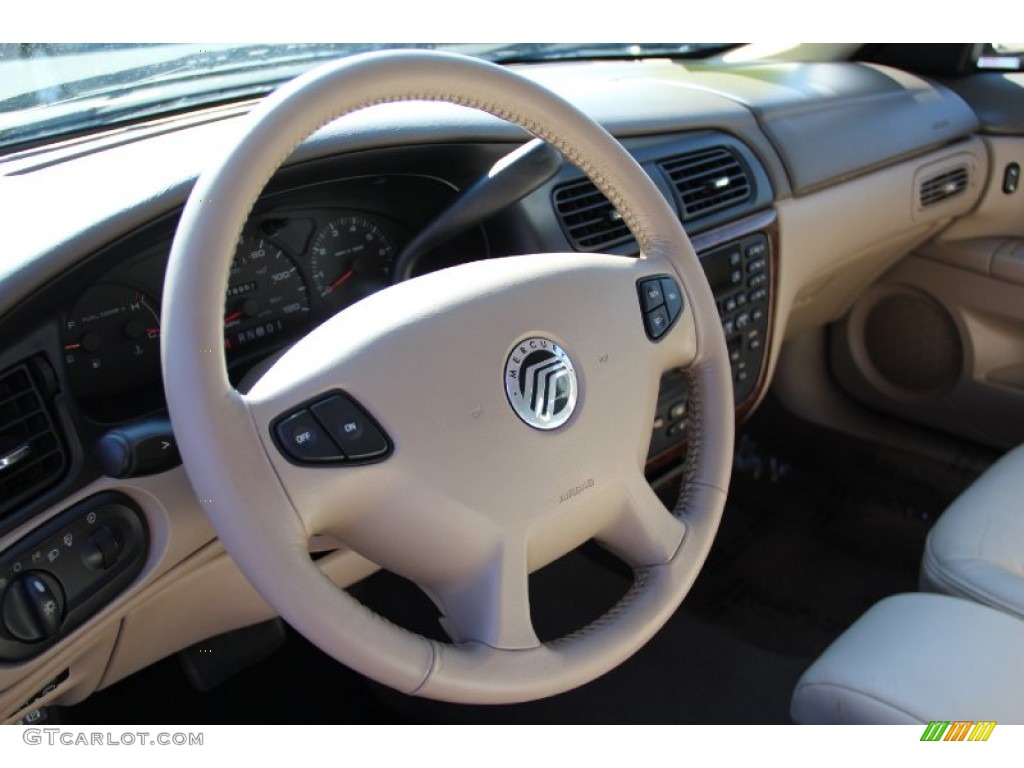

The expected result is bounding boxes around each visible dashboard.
[1,52,1019,720]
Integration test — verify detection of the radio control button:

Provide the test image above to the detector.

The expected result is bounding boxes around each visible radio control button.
[745,239,768,260]
[639,276,682,340]
[639,279,665,311]
[644,306,670,339]
[659,278,684,322]
[667,419,688,438]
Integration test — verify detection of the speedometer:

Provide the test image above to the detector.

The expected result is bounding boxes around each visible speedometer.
[310,215,395,305]
[224,236,310,354]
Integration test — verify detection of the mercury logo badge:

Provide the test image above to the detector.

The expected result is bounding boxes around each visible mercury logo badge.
[504,337,578,430]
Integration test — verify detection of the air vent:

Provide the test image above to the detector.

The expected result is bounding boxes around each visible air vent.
[659,147,753,220]
[552,178,633,252]
[920,165,969,207]
[0,361,67,518]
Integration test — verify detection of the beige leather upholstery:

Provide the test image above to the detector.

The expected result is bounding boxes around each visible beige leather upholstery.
[791,593,1024,724]
[920,444,1024,618]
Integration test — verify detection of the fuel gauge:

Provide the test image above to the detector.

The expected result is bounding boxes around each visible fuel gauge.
[62,284,161,399]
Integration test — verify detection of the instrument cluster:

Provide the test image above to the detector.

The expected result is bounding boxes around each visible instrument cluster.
[59,174,485,422]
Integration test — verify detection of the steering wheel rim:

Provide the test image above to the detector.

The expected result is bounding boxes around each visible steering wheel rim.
[162,50,733,704]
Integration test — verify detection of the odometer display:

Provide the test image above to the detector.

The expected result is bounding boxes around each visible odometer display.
[224,236,310,354]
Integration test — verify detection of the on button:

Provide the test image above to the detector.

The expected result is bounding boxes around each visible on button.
[310,396,389,461]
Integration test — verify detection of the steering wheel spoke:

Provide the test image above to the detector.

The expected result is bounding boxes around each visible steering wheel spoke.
[597,472,687,567]
[426,535,539,650]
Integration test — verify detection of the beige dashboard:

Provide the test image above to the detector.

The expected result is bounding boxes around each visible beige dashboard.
[0,56,1017,720]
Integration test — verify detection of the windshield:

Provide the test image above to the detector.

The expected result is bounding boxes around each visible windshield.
[0,43,734,154]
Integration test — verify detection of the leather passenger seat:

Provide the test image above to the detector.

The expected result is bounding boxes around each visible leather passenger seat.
[790,592,1024,723]
[791,447,1024,724]
[920,444,1024,618]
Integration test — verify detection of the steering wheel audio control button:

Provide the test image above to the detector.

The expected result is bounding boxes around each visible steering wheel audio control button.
[638,275,684,341]
[660,278,684,322]
[640,280,664,311]
[274,411,344,463]
[310,395,389,461]
[645,307,670,338]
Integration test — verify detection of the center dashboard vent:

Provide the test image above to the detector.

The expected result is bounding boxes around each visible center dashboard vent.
[0,360,68,518]
[919,165,969,208]
[552,144,757,253]
[552,178,634,252]
[658,146,753,220]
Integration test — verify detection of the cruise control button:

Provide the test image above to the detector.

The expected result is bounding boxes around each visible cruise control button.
[311,396,389,461]
[275,411,344,463]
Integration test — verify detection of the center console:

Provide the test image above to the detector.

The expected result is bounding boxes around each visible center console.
[647,215,776,463]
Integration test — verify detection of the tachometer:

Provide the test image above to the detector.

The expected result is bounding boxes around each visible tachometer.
[310,215,395,304]
[62,284,161,398]
[224,236,310,354]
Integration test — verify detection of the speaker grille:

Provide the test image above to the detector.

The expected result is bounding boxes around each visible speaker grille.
[863,293,962,394]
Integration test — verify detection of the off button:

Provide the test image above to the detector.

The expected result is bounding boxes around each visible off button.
[311,396,389,461]
[274,411,344,463]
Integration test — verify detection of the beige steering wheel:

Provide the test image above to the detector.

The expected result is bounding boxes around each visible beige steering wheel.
[162,50,733,704]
